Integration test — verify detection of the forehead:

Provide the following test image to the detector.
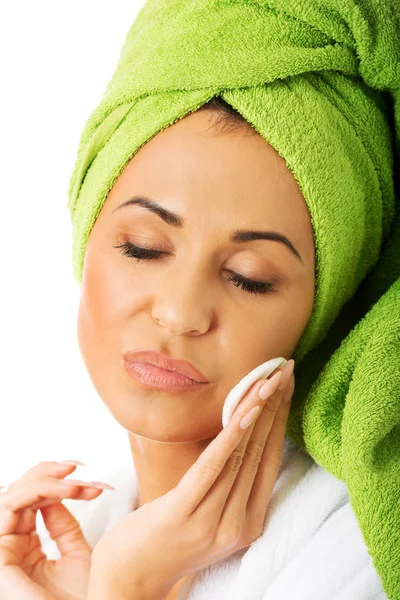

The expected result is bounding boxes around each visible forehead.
[105,110,307,224]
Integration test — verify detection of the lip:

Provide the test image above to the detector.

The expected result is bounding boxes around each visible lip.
[122,349,209,383]
[124,361,208,392]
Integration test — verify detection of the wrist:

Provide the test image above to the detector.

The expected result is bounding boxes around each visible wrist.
[86,580,167,600]
[87,551,169,600]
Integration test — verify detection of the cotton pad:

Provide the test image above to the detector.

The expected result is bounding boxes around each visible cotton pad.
[222,357,288,428]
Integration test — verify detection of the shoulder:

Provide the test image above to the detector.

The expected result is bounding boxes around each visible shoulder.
[254,438,387,598]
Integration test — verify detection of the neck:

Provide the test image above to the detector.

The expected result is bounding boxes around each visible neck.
[128,431,215,509]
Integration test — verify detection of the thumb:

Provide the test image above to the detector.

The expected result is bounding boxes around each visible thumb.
[39,502,92,557]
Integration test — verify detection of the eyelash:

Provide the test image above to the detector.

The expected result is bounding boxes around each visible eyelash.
[113,241,278,296]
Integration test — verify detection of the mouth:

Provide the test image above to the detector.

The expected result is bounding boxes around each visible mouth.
[122,349,209,383]
[124,360,209,392]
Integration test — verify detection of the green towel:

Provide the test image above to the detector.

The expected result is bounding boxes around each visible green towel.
[66,1,400,597]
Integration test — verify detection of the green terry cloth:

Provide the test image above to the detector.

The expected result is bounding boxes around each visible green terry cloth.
[66,1,400,597]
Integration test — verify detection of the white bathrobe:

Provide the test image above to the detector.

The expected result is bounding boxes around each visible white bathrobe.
[36,437,388,599]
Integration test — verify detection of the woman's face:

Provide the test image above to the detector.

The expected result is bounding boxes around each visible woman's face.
[77,108,315,442]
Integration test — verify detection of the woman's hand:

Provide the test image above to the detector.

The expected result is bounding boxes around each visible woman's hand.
[0,461,114,600]
[89,359,295,600]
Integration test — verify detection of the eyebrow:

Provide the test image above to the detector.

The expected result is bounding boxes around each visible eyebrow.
[112,196,303,265]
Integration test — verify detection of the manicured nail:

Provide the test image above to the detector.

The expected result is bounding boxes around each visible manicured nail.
[259,371,282,400]
[63,479,98,488]
[240,406,261,429]
[282,379,294,403]
[59,460,86,466]
[89,481,115,490]
[277,360,295,391]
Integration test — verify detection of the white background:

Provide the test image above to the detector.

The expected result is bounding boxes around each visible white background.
[0,1,147,486]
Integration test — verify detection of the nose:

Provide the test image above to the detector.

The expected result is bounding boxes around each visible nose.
[152,262,214,335]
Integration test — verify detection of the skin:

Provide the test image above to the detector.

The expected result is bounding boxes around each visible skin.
[76,108,315,516]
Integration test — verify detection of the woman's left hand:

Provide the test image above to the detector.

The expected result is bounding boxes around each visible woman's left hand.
[88,360,295,600]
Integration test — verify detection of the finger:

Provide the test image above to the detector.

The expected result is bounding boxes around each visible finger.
[218,365,293,530]
[7,461,108,516]
[0,564,55,599]
[0,477,102,535]
[173,370,284,515]
[5,461,84,490]
[19,486,102,533]
[13,484,105,537]
[246,372,294,527]
[193,369,284,523]
[39,502,92,557]
[230,367,283,421]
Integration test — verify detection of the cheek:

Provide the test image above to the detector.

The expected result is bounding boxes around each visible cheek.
[81,253,126,325]
[226,285,312,366]
[277,279,315,354]
[77,288,100,374]
[76,259,118,369]
[77,254,148,368]
[293,272,316,329]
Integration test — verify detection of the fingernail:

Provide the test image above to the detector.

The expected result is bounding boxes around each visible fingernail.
[282,379,294,403]
[277,360,295,391]
[59,460,86,466]
[63,479,97,488]
[259,371,282,400]
[89,481,115,490]
[240,406,261,430]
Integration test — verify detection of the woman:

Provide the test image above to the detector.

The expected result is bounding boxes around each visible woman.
[1,0,399,598]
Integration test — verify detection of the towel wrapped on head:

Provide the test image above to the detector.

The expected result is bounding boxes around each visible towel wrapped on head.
[66,1,400,597]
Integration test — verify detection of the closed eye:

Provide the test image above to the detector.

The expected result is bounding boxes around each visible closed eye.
[113,241,278,296]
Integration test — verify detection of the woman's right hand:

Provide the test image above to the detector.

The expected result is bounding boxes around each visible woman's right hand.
[0,460,114,600]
